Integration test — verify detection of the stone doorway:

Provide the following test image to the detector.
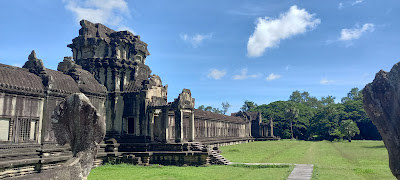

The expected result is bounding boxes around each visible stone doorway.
[128,117,135,134]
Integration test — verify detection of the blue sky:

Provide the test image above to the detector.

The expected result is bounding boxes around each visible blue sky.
[0,0,399,113]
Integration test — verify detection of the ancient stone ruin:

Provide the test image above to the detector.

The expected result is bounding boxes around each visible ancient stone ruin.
[10,93,105,180]
[52,93,106,179]
[0,20,278,179]
[363,62,400,180]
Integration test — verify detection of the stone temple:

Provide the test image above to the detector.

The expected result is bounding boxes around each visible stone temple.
[0,20,276,178]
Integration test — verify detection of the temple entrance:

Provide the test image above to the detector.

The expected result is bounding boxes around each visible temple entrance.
[128,117,135,134]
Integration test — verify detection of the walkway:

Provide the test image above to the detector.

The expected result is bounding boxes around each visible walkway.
[229,163,314,180]
[287,164,314,180]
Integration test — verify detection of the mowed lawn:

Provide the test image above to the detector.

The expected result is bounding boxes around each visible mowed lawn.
[220,140,394,180]
[88,140,394,180]
[88,164,293,180]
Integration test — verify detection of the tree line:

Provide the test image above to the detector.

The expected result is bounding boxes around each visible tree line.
[198,88,381,141]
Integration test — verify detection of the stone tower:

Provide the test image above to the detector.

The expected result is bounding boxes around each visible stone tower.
[68,20,168,139]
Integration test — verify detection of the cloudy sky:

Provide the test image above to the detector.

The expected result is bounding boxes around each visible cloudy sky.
[0,0,399,113]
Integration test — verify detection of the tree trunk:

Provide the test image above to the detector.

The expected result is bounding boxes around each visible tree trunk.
[290,120,294,139]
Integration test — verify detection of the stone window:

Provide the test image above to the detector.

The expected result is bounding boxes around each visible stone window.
[17,118,38,142]
[0,118,10,141]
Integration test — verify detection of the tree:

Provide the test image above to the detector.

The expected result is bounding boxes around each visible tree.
[339,120,360,142]
[204,106,213,112]
[341,88,381,140]
[211,107,223,114]
[241,100,257,112]
[197,105,223,114]
[320,96,336,106]
[308,104,345,141]
[289,91,304,103]
[289,90,320,108]
[197,105,205,110]
[221,101,231,115]
[341,87,362,103]
[285,102,299,139]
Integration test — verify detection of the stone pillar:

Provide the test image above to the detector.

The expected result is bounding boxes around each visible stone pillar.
[175,109,184,143]
[162,108,169,143]
[189,110,195,142]
[270,118,274,137]
[149,110,154,141]
[135,98,140,136]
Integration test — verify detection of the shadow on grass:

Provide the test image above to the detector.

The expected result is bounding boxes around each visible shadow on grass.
[362,145,386,149]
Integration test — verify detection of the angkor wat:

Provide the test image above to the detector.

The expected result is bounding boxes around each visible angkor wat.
[0,20,277,179]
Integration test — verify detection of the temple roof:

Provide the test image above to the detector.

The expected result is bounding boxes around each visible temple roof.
[45,69,80,94]
[231,111,261,121]
[0,63,44,94]
[194,109,246,123]
[74,69,107,95]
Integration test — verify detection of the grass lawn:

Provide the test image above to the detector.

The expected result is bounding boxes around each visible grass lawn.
[88,164,293,180]
[220,140,394,180]
[88,140,394,180]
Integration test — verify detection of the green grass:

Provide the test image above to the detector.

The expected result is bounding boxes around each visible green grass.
[220,140,394,180]
[88,164,293,180]
[88,140,394,180]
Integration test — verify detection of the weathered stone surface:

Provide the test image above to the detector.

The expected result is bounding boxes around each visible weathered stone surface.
[22,50,45,75]
[173,89,195,109]
[57,57,107,95]
[51,93,106,179]
[363,62,400,180]
[68,20,149,63]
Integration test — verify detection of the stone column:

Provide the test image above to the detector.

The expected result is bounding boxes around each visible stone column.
[175,109,184,143]
[189,110,195,142]
[135,98,140,136]
[270,118,274,137]
[162,108,169,143]
[149,110,154,141]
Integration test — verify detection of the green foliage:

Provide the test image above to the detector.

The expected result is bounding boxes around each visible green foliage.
[197,104,224,114]
[341,88,362,103]
[308,104,346,141]
[221,101,231,115]
[250,88,380,141]
[252,101,313,140]
[285,102,299,139]
[320,95,335,106]
[240,100,258,112]
[289,90,320,108]
[340,120,360,142]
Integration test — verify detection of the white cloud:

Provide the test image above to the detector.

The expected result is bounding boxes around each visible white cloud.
[266,73,281,81]
[339,0,364,9]
[118,26,135,34]
[338,3,344,9]
[339,23,374,41]
[351,0,364,6]
[63,0,133,32]
[233,68,261,80]
[320,78,334,85]
[247,5,321,57]
[207,69,227,80]
[12,63,22,68]
[180,33,213,48]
